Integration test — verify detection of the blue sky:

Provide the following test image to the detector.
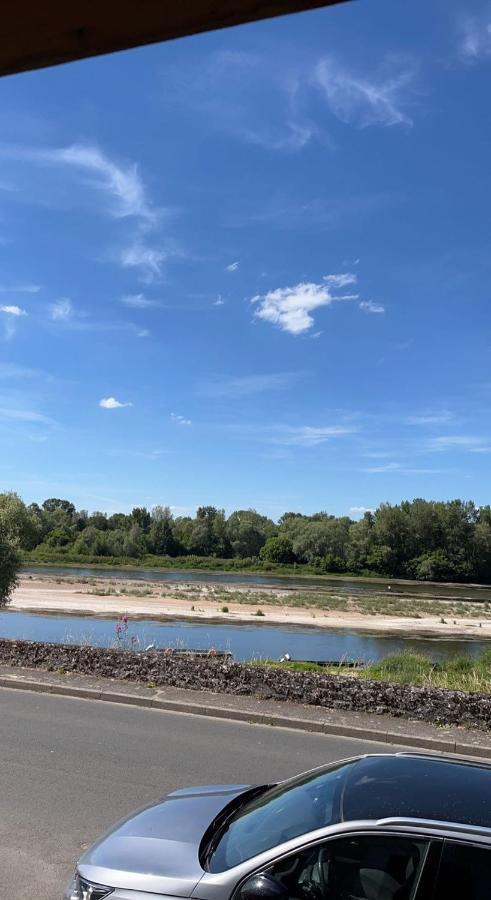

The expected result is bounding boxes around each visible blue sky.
[1,0,491,519]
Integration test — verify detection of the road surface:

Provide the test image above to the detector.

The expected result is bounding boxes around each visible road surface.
[0,687,407,900]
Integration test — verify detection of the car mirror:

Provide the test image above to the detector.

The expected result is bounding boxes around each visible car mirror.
[238,873,288,900]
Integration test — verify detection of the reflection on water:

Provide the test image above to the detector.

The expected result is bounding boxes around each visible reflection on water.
[2,610,490,663]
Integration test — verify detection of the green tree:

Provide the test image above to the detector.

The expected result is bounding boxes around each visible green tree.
[0,491,40,548]
[260,535,295,564]
[0,530,20,608]
[149,518,179,556]
[130,507,151,532]
[226,509,275,557]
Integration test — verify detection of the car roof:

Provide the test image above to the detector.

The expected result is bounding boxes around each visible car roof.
[338,753,491,832]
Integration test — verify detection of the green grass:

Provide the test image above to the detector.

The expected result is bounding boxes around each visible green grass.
[252,650,491,693]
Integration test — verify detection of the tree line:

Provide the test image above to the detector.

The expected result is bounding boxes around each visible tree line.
[2,492,491,584]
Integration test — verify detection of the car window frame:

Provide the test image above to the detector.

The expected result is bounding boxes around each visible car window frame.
[231,829,442,900]
[430,838,491,900]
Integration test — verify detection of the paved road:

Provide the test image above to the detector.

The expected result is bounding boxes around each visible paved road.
[0,688,408,900]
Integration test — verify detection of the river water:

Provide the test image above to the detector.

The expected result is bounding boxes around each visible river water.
[2,609,490,663]
[23,564,491,600]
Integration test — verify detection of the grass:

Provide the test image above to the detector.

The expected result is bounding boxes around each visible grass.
[252,650,491,693]
[86,586,153,597]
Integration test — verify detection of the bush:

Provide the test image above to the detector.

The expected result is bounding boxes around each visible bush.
[0,533,21,608]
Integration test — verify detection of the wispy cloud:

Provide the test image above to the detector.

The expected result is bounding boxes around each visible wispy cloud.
[198,372,305,397]
[1,304,27,339]
[406,412,454,426]
[0,363,46,379]
[363,462,445,474]
[323,273,357,287]
[121,293,160,309]
[315,56,416,128]
[252,274,358,335]
[213,296,225,307]
[170,413,192,426]
[0,407,56,425]
[0,284,40,294]
[359,300,385,314]
[165,51,326,153]
[1,143,159,224]
[278,425,357,447]
[226,261,239,272]
[428,435,490,452]
[49,298,73,321]
[0,305,27,316]
[458,14,491,61]
[119,242,168,281]
[99,397,132,409]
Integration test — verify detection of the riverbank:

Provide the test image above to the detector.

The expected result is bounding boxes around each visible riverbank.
[1,638,490,733]
[12,573,491,639]
[1,662,490,756]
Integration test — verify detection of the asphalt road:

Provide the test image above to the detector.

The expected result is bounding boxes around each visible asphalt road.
[0,688,408,900]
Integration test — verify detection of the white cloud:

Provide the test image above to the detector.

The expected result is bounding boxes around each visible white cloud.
[252,282,335,335]
[198,372,304,397]
[323,272,357,287]
[120,242,167,281]
[121,293,159,309]
[0,407,56,425]
[364,462,444,474]
[137,329,150,338]
[226,261,239,272]
[252,274,360,335]
[35,143,158,224]
[0,284,40,294]
[428,435,488,452]
[459,15,491,61]
[170,413,192,426]
[406,412,454,426]
[315,56,415,128]
[350,506,375,516]
[0,363,45,379]
[49,298,73,321]
[359,300,385,314]
[99,397,132,409]
[0,305,27,316]
[213,296,225,306]
[274,424,357,447]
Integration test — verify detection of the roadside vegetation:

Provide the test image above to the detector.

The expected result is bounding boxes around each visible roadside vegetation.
[3,491,491,584]
[253,650,491,694]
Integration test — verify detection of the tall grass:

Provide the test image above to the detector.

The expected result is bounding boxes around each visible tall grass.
[253,650,491,693]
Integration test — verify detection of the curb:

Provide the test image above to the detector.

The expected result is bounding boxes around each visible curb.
[0,674,490,759]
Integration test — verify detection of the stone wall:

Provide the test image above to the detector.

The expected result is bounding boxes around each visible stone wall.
[0,638,490,730]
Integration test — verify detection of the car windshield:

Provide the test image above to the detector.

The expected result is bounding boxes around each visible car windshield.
[206,761,356,872]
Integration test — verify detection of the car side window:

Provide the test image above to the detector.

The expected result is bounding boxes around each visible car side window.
[266,835,429,900]
[433,842,491,900]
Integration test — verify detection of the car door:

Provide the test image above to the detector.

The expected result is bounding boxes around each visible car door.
[246,833,439,900]
[431,840,491,900]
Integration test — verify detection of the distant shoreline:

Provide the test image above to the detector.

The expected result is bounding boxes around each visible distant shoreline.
[22,561,491,598]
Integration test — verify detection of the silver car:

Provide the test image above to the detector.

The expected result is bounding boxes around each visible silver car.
[64,752,491,900]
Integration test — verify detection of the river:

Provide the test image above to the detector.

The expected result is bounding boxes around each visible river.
[22,564,491,600]
[2,609,490,663]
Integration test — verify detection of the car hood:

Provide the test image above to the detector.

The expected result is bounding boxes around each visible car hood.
[78,784,253,895]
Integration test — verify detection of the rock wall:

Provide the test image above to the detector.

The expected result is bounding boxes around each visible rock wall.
[0,638,489,730]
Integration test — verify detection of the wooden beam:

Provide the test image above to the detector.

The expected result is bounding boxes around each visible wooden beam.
[0,0,351,78]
